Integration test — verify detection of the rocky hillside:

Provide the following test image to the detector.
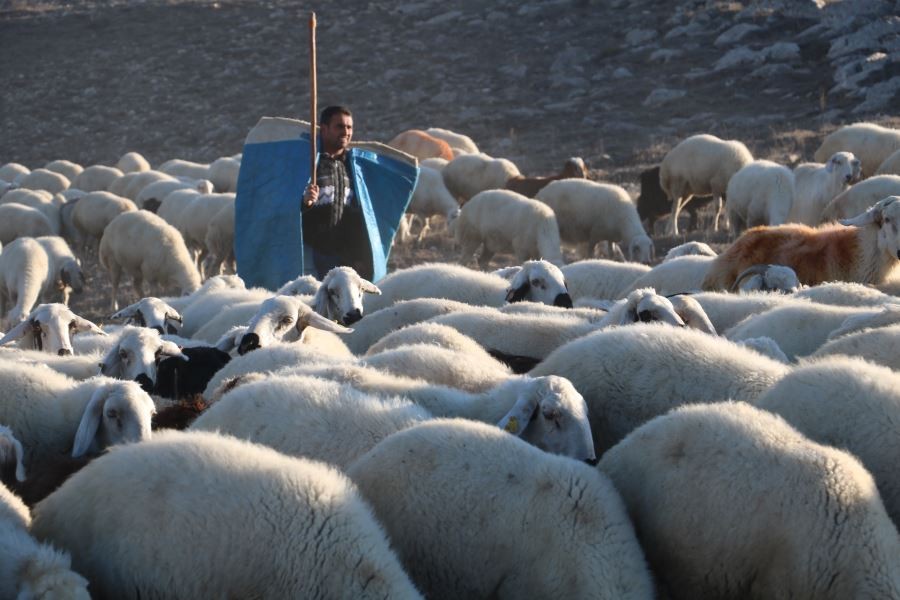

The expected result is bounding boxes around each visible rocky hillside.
[1,0,898,184]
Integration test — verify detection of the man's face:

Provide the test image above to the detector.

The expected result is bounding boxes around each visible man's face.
[321,114,353,153]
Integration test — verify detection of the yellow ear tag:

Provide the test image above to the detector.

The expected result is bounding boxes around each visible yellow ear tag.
[504,416,519,434]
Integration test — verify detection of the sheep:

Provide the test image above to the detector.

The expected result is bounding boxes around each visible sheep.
[455,189,565,267]
[600,401,900,598]
[115,151,150,173]
[98,325,189,392]
[31,430,424,599]
[157,158,211,180]
[135,177,213,212]
[0,303,105,356]
[536,179,654,263]
[0,483,90,599]
[16,168,70,195]
[161,273,246,313]
[0,237,50,327]
[636,165,717,234]
[820,175,900,220]
[234,294,354,355]
[42,160,82,185]
[69,164,123,192]
[174,192,234,274]
[364,321,500,359]
[755,356,900,526]
[441,153,521,203]
[1,188,63,237]
[497,300,607,322]
[360,344,513,392]
[424,127,480,155]
[0,425,26,485]
[347,419,653,599]
[815,122,900,176]
[623,255,714,295]
[152,345,231,402]
[794,280,899,305]
[34,235,83,305]
[419,156,448,171]
[397,165,459,244]
[664,240,717,260]
[365,260,571,313]
[674,290,802,333]
[0,347,104,381]
[0,162,29,183]
[728,263,801,293]
[208,155,241,193]
[723,302,900,360]
[0,204,54,245]
[0,362,155,462]
[725,159,795,234]
[659,133,754,234]
[105,171,139,196]
[702,197,900,290]
[70,190,137,253]
[100,210,201,311]
[531,323,790,453]
[559,258,650,301]
[388,129,454,160]
[788,151,860,225]
[121,170,180,201]
[348,298,479,354]
[504,157,588,198]
[825,302,900,340]
[177,286,274,337]
[111,296,183,335]
[156,186,205,227]
[811,322,900,370]
[877,147,900,175]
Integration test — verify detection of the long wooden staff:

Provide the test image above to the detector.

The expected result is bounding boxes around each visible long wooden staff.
[309,12,317,186]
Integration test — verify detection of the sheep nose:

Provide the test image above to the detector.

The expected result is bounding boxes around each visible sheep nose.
[58,348,72,356]
[584,457,599,466]
[237,333,260,355]
[638,310,654,322]
[553,293,573,308]
[135,374,154,392]
[343,309,362,325]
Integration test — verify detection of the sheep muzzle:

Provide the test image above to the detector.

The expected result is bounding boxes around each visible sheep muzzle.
[553,293,573,308]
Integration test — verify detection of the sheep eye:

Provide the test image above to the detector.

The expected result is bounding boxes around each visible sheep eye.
[638,310,654,322]
[68,320,77,331]
[278,316,293,329]
[119,349,129,361]
[105,409,119,419]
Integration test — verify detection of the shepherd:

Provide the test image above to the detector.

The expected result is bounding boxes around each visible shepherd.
[233,14,418,290]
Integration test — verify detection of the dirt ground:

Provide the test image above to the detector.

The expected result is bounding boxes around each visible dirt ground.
[1,0,897,322]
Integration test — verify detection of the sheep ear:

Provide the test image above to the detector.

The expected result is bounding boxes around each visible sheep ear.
[497,393,539,437]
[111,304,140,321]
[299,310,354,335]
[493,266,522,281]
[825,159,835,173]
[359,279,381,295]
[72,387,108,457]
[99,345,123,377]
[311,286,330,318]
[215,327,245,352]
[0,320,32,345]
[841,203,883,227]
[159,341,189,361]
[165,311,183,324]
[505,270,531,303]
[72,316,105,335]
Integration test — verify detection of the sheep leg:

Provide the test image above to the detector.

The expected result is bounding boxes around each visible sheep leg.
[712,196,724,232]
[478,248,495,270]
[669,195,687,235]
[416,217,432,244]
[109,264,121,312]
[458,238,480,267]
[133,273,144,303]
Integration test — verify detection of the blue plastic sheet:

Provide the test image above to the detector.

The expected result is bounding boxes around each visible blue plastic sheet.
[235,129,418,290]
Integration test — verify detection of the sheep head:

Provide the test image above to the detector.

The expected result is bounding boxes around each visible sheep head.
[311,266,381,325]
[825,151,861,184]
[628,234,655,264]
[276,274,321,296]
[100,326,188,391]
[496,375,596,463]
[604,288,685,328]
[0,304,104,355]
[842,196,900,261]
[237,295,352,355]
[72,380,156,458]
[111,297,183,335]
[730,264,800,294]
[59,257,85,295]
[505,260,572,307]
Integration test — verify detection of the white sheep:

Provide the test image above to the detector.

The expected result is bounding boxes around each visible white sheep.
[623,255,714,295]
[788,151,860,225]
[825,303,900,340]
[70,190,137,253]
[659,133,754,234]
[0,361,155,462]
[31,430,424,599]
[177,286,273,337]
[0,162,29,183]
[16,168,70,195]
[115,151,151,173]
[175,192,235,274]
[531,323,790,453]
[111,296,183,335]
[397,165,459,244]
[724,302,900,360]
[0,483,90,599]
[678,290,803,333]
[161,273,245,313]
[559,258,650,300]
[158,158,210,181]
[536,179,654,263]
[877,147,900,176]
[208,155,241,192]
[419,156,448,170]
[35,235,83,305]
[68,164,123,192]
[232,294,354,355]
[347,419,653,598]
[441,153,520,202]
[122,169,178,201]
[361,343,513,392]
[156,187,204,227]
[0,347,104,381]
[0,303,104,355]
[0,237,50,327]
[455,189,564,267]
[424,127,480,154]
[599,401,900,598]
[794,280,899,306]
[704,197,900,289]
[134,177,213,212]
[98,325,189,391]
[364,260,571,313]
[725,159,795,234]
[99,210,201,311]
[755,356,900,526]
[811,322,900,370]
[815,122,900,177]
[736,335,790,362]
[0,204,54,246]
[1,188,64,236]
[348,298,479,354]
[728,263,801,293]
[364,321,500,359]
[43,159,83,184]
[496,299,607,321]
[820,175,900,221]
[664,240,717,260]
[202,201,235,276]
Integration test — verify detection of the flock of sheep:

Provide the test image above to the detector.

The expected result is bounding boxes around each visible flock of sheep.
[2,120,900,597]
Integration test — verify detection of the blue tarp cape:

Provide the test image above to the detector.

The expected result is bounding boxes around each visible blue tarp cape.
[234,116,419,290]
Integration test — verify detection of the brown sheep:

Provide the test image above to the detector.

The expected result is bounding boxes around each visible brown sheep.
[504,157,588,198]
[387,129,454,160]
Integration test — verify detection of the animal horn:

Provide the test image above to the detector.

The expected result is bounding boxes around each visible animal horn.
[730,264,770,292]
